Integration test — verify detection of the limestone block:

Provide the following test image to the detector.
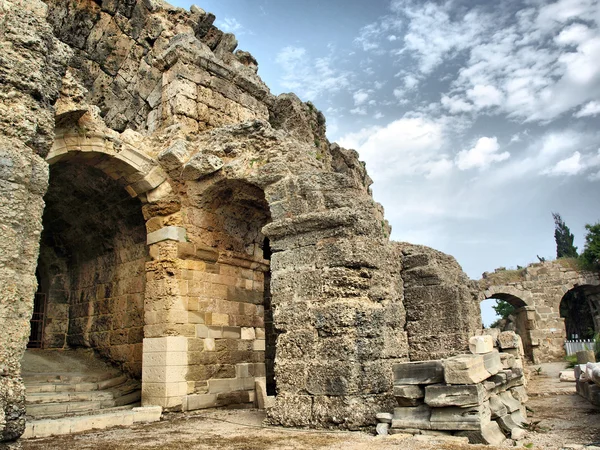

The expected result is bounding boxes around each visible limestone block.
[132,406,162,423]
[376,412,393,423]
[482,350,502,376]
[430,402,491,431]
[184,394,218,411]
[457,421,506,445]
[489,394,508,419]
[376,422,390,435]
[255,379,268,410]
[158,140,190,171]
[147,226,187,244]
[181,153,224,180]
[425,384,484,407]
[586,362,600,385]
[443,354,490,385]
[394,384,424,406]
[469,335,494,354]
[560,370,576,382]
[391,405,432,430]
[511,427,527,440]
[392,360,444,385]
[498,331,520,350]
[500,352,516,369]
[497,410,526,434]
[510,386,528,403]
[498,391,520,413]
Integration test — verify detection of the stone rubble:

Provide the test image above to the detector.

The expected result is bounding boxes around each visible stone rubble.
[376,331,529,446]
[575,361,600,405]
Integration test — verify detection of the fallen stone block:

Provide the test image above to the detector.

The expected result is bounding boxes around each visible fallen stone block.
[469,335,494,354]
[424,383,484,407]
[498,391,521,413]
[587,362,600,385]
[457,421,506,446]
[510,386,528,403]
[394,384,425,406]
[482,328,500,345]
[511,427,527,440]
[443,354,491,385]
[392,360,444,385]
[429,402,491,431]
[500,352,516,369]
[482,350,502,376]
[497,410,526,434]
[560,370,576,382]
[376,412,393,423]
[489,394,508,419]
[391,405,432,430]
[376,422,389,435]
[498,331,520,350]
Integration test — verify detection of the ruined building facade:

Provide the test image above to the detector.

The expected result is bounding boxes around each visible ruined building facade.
[0,0,483,443]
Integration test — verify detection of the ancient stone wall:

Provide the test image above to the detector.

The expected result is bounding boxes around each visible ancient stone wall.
[479,260,600,363]
[0,0,487,443]
[397,243,482,362]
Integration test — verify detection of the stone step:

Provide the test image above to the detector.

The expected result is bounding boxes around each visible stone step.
[26,400,104,417]
[23,370,120,385]
[25,374,129,394]
[22,406,162,439]
[27,390,115,405]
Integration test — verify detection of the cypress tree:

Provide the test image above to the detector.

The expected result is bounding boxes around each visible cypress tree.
[553,212,578,258]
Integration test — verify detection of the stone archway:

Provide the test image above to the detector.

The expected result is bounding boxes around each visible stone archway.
[482,292,534,361]
[559,284,600,340]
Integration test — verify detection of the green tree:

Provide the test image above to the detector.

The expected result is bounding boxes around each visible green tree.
[493,300,515,319]
[553,212,578,258]
[581,222,600,269]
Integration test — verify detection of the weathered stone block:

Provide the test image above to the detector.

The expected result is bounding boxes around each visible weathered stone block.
[430,401,491,431]
[482,350,502,376]
[489,394,508,419]
[147,226,187,244]
[394,384,424,406]
[469,335,494,354]
[498,391,520,412]
[158,139,189,171]
[443,354,490,385]
[457,421,505,445]
[391,405,432,430]
[376,412,393,423]
[392,360,444,385]
[424,383,484,407]
[498,331,520,350]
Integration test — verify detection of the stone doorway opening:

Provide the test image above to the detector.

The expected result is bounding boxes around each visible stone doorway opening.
[31,160,148,378]
[559,285,600,340]
[483,294,533,361]
[182,178,275,408]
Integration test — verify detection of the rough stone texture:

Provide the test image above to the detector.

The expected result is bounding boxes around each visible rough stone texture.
[397,243,481,361]
[0,0,486,440]
[479,260,600,363]
[0,0,70,444]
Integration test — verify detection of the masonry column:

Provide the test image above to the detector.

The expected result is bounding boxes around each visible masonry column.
[142,225,190,409]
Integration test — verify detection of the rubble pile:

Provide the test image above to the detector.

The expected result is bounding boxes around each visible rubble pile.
[575,361,600,405]
[376,331,529,445]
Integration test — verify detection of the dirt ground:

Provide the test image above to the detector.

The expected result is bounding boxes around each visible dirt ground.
[22,363,600,450]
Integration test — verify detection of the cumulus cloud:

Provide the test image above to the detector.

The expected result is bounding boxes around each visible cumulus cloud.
[219,17,244,34]
[338,116,453,180]
[575,101,600,117]
[353,89,370,105]
[456,137,510,170]
[365,0,600,122]
[275,46,350,100]
[542,152,584,176]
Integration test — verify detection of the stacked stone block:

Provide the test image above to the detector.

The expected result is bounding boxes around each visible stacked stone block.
[376,331,528,445]
[575,362,600,406]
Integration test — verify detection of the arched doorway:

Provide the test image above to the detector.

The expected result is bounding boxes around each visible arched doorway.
[181,177,275,405]
[483,293,533,361]
[559,285,600,340]
[29,159,148,377]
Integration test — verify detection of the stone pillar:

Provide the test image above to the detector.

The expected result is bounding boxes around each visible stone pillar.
[142,226,190,409]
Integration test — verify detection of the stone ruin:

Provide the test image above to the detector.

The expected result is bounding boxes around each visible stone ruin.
[3,0,587,446]
[375,330,529,446]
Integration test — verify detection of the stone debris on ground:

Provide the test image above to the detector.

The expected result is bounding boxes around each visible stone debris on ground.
[376,330,529,446]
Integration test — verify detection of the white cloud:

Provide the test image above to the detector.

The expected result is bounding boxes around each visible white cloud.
[338,116,452,180]
[466,85,504,109]
[219,17,244,34]
[575,101,600,117]
[350,107,367,115]
[374,112,384,119]
[441,95,474,114]
[388,35,398,41]
[275,46,350,101]
[542,151,584,176]
[353,89,369,105]
[456,137,510,170]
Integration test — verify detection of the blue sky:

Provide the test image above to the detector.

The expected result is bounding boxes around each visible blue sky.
[171,0,600,325]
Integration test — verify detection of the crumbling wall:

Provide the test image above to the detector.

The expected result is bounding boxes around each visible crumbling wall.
[396,243,482,362]
[0,0,70,444]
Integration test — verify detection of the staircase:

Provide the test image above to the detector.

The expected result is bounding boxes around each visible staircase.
[20,349,158,438]
[24,372,141,419]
